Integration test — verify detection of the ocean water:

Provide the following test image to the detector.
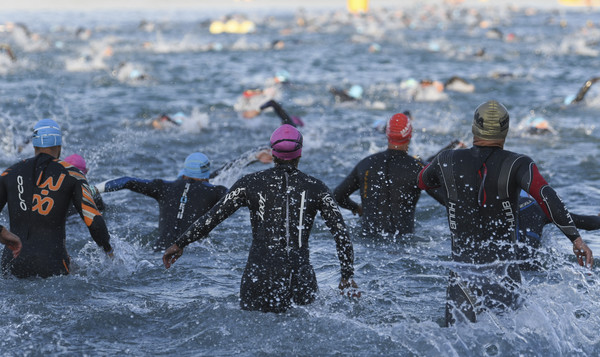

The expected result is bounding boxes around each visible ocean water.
[0,3,599,356]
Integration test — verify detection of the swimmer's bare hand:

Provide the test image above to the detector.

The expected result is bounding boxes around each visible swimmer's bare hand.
[0,227,22,258]
[243,110,260,119]
[352,205,363,217]
[163,244,183,269]
[573,237,593,269]
[255,149,273,164]
[105,246,115,259]
[339,278,361,298]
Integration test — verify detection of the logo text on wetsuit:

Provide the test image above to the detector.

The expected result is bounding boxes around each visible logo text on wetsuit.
[322,193,337,209]
[223,187,245,204]
[448,202,457,229]
[257,192,266,221]
[17,175,27,211]
[32,174,66,216]
[176,183,191,219]
[502,200,515,228]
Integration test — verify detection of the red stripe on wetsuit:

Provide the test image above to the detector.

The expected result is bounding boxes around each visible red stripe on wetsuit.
[527,164,552,220]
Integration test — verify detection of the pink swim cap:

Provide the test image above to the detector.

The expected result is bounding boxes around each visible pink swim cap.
[64,154,88,174]
[270,124,303,160]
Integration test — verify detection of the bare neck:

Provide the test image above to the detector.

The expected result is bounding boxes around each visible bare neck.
[387,143,409,152]
[34,146,61,159]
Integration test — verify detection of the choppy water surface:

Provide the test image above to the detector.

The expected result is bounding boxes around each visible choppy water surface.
[1,3,600,355]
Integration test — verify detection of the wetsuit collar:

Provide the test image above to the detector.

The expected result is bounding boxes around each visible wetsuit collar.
[386,148,408,156]
[274,162,298,172]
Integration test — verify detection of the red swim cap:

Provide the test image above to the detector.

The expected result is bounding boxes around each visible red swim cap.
[386,113,412,145]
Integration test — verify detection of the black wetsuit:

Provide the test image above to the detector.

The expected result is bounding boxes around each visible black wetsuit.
[0,153,112,278]
[517,195,600,270]
[99,177,227,251]
[418,146,579,325]
[176,163,355,313]
[334,149,442,237]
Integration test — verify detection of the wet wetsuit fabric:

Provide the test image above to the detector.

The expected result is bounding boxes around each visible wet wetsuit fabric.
[334,149,440,236]
[100,177,227,250]
[0,153,111,278]
[176,163,354,313]
[418,146,579,325]
[517,195,600,270]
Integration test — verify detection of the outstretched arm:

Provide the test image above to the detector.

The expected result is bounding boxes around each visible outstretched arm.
[164,181,249,268]
[260,100,297,127]
[573,77,600,103]
[425,140,466,163]
[571,213,600,231]
[96,177,161,199]
[210,146,272,179]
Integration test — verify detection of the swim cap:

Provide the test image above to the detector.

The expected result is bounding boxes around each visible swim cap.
[275,70,290,83]
[472,100,509,140]
[270,124,303,160]
[179,152,210,179]
[64,154,88,174]
[32,118,62,147]
[386,113,412,145]
[348,85,363,99]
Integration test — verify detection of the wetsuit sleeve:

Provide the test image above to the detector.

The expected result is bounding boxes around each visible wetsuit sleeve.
[318,189,354,280]
[418,156,442,191]
[571,213,600,231]
[89,184,105,211]
[260,100,295,126]
[69,169,112,252]
[333,166,361,213]
[517,161,579,242]
[97,177,161,199]
[175,180,248,249]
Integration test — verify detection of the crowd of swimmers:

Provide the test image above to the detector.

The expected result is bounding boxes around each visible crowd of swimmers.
[0,99,595,326]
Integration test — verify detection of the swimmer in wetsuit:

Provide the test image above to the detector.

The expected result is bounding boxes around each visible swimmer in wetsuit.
[96,152,227,252]
[517,191,600,270]
[64,154,105,212]
[334,113,451,237]
[163,124,358,313]
[418,101,593,326]
[96,148,272,251]
[259,100,304,127]
[0,119,113,278]
[564,77,600,105]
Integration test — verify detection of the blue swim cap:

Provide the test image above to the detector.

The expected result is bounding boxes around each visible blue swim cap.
[348,85,363,99]
[32,118,62,147]
[179,152,210,179]
[172,112,186,125]
[564,94,576,105]
[275,70,290,83]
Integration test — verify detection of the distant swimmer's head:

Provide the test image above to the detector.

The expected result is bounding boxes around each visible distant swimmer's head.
[270,124,303,161]
[64,154,88,174]
[472,100,509,142]
[172,112,186,125]
[32,118,62,148]
[348,85,363,99]
[275,70,290,83]
[386,113,412,147]
[179,152,211,180]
